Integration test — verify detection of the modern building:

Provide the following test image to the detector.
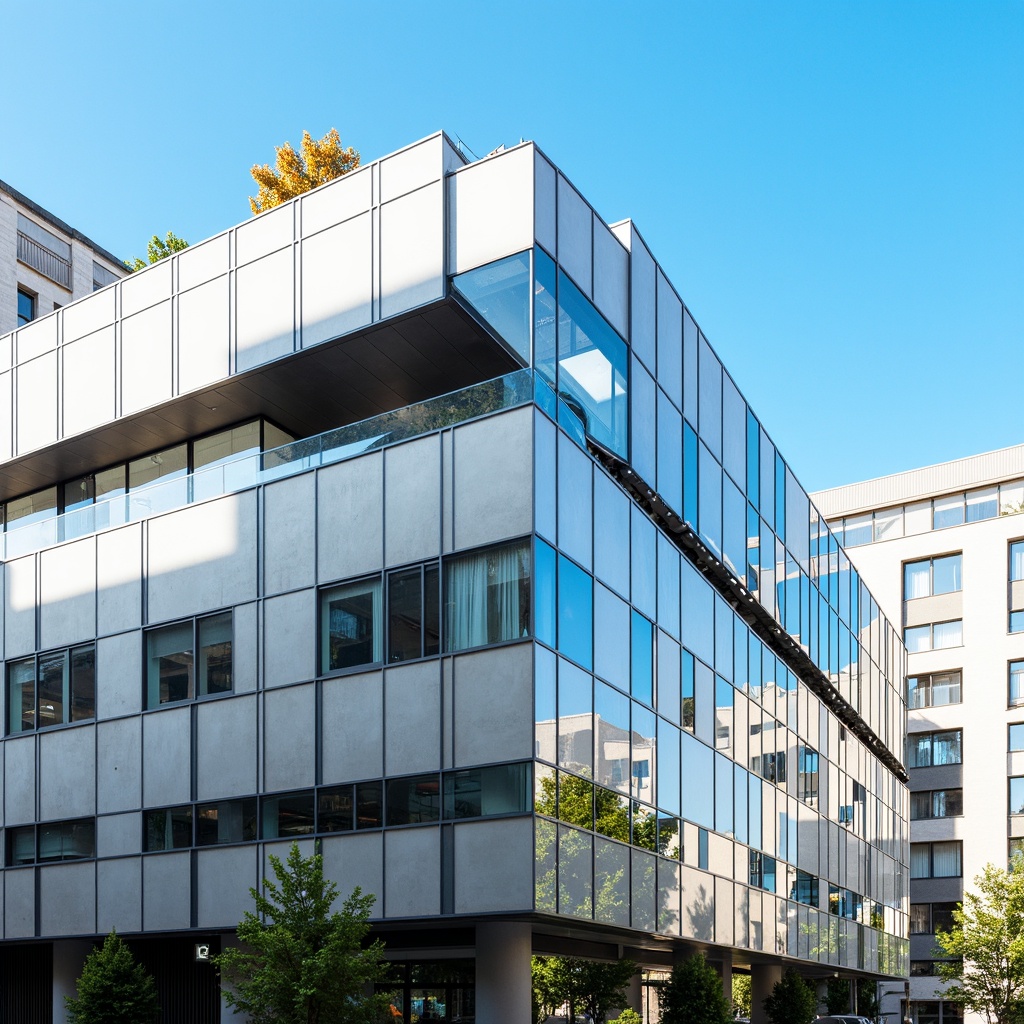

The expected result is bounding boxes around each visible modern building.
[0,133,909,1024]
[0,179,127,337]
[815,446,1024,1024]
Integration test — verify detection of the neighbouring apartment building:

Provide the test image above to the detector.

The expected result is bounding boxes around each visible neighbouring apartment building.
[0,179,127,336]
[0,133,909,1024]
[815,446,1024,1024]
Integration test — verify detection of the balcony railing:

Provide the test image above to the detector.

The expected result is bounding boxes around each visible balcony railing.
[1,369,544,561]
[17,232,72,289]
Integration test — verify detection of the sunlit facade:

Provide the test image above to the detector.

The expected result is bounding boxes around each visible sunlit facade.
[0,134,908,1024]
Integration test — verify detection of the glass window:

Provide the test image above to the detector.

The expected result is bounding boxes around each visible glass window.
[904,555,961,599]
[5,826,36,866]
[932,903,957,932]
[7,658,36,734]
[911,790,963,819]
[355,781,383,829]
[1012,541,1024,582]
[6,646,95,733]
[388,565,440,663]
[556,270,629,459]
[452,252,531,364]
[1012,611,1024,634]
[17,289,35,326]
[445,540,531,652]
[386,775,442,825]
[910,904,931,933]
[631,612,653,705]
[933,494,965,530]
[318,785,354,832]
[966,486,998,522]
[1011,778,1024,815]
[146,622,194,707]
[443,763,531,819]
[38,819,95,862]
[932,841,962,877]
[1010,723,1024,751]
[908,730,963,768]
[906,621,962,653]
[554,554,592,670]
[198,613,232,695]
[144,806,193,851]
[196,798,257,845]
[907,671,962,709]
[1011,661,1024,707]
[6,487,57,528]
[262,791,315,838]
[128,444,188,490]
[320,577,382,672]
[874,507,903,542]
[194,422,262,471]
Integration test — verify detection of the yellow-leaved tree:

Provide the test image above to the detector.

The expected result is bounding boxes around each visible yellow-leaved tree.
[249,128,360,214]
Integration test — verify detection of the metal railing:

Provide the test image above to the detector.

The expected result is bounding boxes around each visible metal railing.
[1,369,544,561]
[17,232,72,288]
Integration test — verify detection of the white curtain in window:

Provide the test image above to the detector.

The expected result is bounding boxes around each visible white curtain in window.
[490,543,527,642]
[446,552,491,650]
[933,620,962,649]
[1012,543,1024,583]
[910,845,931,878]
[932,842,961,877]
[933,731,961,765]
[904,561,931,600]
[1011,663,1024,705]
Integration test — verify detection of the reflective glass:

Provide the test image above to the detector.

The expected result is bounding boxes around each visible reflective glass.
[558,659,593,774]
[933,494,964,529]
[715,596,733,680]
[196,799,257,845]
[1012,542,1024,582]
[966,486,998,522]
[263,790,316,837]
[451,252,531,363]
[594,681,631,793]
[681,650,695,732]
[37,650,67,727]
[446,540,531,651]
[1010,723,1024,751]
[697,333,722,459]
[933,555,962,595]
[144,806,193,851]
[7,658,35,734]
[321,577,382,671]
[657,389,682,513]
[557,270,628,458]
[631,612,654,706]
[1012,661,1024,706]
[535,646,557,762]
[199,613,232,695]
[535,539,557,648]
[933,620,962,649]
[698,442,722,557]
[683,421,698,528]
[593,473,630,598]
[657,632,681,726]
[146,622,194,707]
[682,310,698,423]
[534,248,557,385]
[386,775,441,825]
[38,819,95,862]
[657,534,680,639]
[631,704,657,805]
[681,731,714,828]
[318,785,355,832]
[558,556,593,670]
[356,781,383,828]
[694,659,715,746]
[594,584,629,691]
[69,646,96,723]
[444,763,531,818]
[631,361,656,484]
[715,752,733,836]
[681,560,714,667]
[631,506,657,619]
[6,487,57,528]
[657,719,681,815]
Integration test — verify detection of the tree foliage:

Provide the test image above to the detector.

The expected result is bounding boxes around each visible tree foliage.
[65,929,160,1024]
[249,128,359,214]
[762,968,818,1024]
[824,978,878,1019]
[532,955,636,1024]
[213,843,394,1024]
[658,952,732,1024]
[732,973,753,1017]
[125,231,189,271]
[935,856,1024,1024]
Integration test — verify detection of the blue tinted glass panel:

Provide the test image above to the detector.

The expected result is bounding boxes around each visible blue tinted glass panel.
[535,538,557,648]
[631,506,657,619]
[657,631,680,725]
[631,612,654,706]
[680,560,714,666]
[535,411,557,542]
[558,556,593,670]
[595,680,630,792]
[683,421,698,528]
[557,434,593,570]
[698,442,722,557]
[657,534,680,640]
[681,731,714,828]
[733,620,749,693]
[557,658,592,774]
[630,359,656,483]
[658,718,681,815]
[534,248,557,385]
[682,310,699,424]
[682,650,695,732]
[452,251,531,363]
[746,409,759,505]
[698,333,722,459]
[632,703,657,804]
[536,645,557,740]
[593,473,630,598]
[1010,723,1024,751]
[594,583,630,690]
[734,763,749,844]
[748,773,763,850]
[723,476,746,580]
[694,659,714,746]
[747,505,761,594]
[775,453,786,545]
[714,596,733,680]
[759,430,775,529]
[556,270,629,458]
[657,388,683,514]
[721,374,745,487]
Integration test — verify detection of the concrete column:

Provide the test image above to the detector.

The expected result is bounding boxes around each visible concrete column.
[52,939,94,1024]
[476,921,532,1024]
[625,971,643,1014]
[751,964,785,1024]
[719,956,733,1012]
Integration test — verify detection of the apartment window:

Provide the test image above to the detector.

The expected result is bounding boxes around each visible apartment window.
[444,539,531,652]
[907,671,962,709]
[1010,723,1024,751]
[387,565,440,663]
[262,791,315,839]
[1011,541,1024,633]
[92,261,119,291]
[905,554,962,599]
[933,495,965,530]
[6,645,95,734]
[910,841,962,878]
[145,612,232,708]
[908,903,957,935]
[907,729,962,768]
[1010,661,1024,707]
[797,746,819,804]
[443,763,531,819]
[386,775,442,826]
[144,806,193,851]
[5,819,96,866]
[17,289,35,327]
[905,620,962,653]
[910,789,963,819]
[1010,777,1024,815]
[195,798,257,846]
[321,577,382,672]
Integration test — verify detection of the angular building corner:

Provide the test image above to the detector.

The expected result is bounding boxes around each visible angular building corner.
[0,132,908,1024]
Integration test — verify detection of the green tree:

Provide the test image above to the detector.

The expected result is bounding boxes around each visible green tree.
[125,231,189,271]
[532,956,636,1024]
[659,951,732,1024]
[762,968,817,1024]
[65,929,160,1024]
[732,973,753,1017]
[213,842,394,1024]
[935,856,1024,1024]
[249,128,359,214]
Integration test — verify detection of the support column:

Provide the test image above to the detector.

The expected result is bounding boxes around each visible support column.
[719,956,733,1013]
[625,971,643,1014]
[751,964,785,1024]
[52,940,94,1024]
[476,921,532,1024]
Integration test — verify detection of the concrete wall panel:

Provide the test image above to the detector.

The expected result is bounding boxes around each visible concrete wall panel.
[263,684,315,792]
[39,862,95,936]
[143,851,191,931]
[63,327,115,435]
[178,276,230,393]
[97,857,143,933]
[97,630,141,721]
[4,868,35,937]
[5,554,36,659]
[196,844,259,928]
[322,671,383,783]
[317,454,383,581]
[452,407,532,551]
[321,832,383,912]
[197,694,257,801]
[142,707,191,807]
[233,601,258,694]
[147,492,258,622]
[17,351,57,454]
[556,176,592,296]
[235,248,295,372]
[121,302,172,415]
[97,524,142,635]
[453,817,533,913]
[263,473,315,594]
[384,661,440,776]
[379,182,443,319]
[39,726,96,819]
[263,590,315,689]
[452,644,533,767]
[39,537,95,648]
[4,736,35,824]
[384,435,441,566]
[97,718,142,813]
[384,827,440,918]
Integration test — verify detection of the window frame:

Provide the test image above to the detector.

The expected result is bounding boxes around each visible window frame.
[5,643,96,735]
[903,553,962,601]
[907,670,962,709]
[144,610,234,710]
[907,729,963,768]
[16,288,36,327]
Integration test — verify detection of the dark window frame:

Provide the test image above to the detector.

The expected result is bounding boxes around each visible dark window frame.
[5,643,96,735]
[144,610,233,710]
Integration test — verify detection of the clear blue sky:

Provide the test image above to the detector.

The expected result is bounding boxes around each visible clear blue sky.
[4,1,1021,492]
